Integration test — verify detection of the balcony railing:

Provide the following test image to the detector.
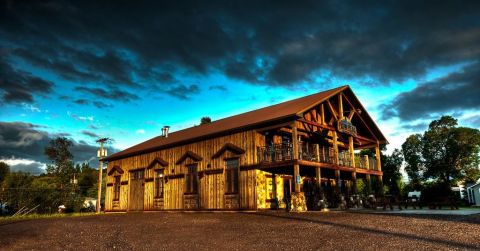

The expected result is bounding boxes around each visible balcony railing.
[257,143,379,171]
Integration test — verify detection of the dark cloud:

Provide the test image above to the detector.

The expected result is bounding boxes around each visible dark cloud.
[0,60,53,104]
[1,1,479,90]
[166,84,200,100]
[381,62,480,121]
[81,130,100,139]
[74,99,89,105]
[74,86,139,102]
[208,85,228,92]
[401,123,428,132]
[0,122,118,172]
[92,101,112,109]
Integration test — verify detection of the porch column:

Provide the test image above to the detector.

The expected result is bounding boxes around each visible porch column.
[292,121,301,192]
[333,131,339,164]
[375,143,382,171]
[349,136,356,194]
[366,174,372,194]
[375,143,383,195]
[316,167,321,185]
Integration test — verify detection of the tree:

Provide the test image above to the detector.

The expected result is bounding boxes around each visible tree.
[44,137,75,185]
[0,162,9,184]
[401,134,423,190]
[200,116,212,125]
[382,149,403,195]
[402,115,480,189]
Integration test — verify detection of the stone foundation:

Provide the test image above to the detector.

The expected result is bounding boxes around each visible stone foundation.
[184,194,199,210]
[224,194,240,210]
[290,192,307,212]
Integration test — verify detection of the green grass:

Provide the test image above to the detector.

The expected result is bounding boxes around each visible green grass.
[0,212,98,221]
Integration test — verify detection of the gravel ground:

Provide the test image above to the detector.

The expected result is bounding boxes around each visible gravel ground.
[1,211,479,251]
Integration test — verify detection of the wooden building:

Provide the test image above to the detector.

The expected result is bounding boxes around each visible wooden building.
[103,85,387,212]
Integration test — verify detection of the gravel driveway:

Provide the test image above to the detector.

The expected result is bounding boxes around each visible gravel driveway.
[1,211,479,250]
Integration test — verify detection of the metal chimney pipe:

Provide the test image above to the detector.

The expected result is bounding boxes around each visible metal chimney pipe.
[162,126,170,138]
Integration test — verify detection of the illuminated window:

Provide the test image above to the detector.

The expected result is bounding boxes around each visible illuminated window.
[114,176,121,201]
[155,169,165,198]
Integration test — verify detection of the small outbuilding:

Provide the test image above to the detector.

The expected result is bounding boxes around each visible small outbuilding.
[467,179,480,206]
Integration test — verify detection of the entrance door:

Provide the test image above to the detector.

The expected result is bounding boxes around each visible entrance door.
[129,169,145,211]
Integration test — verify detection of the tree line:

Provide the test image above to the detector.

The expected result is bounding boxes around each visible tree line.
[0,137,104,215]
[381,115,480,202]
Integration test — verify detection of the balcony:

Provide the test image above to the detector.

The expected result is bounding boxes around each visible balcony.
[256,143,379,171]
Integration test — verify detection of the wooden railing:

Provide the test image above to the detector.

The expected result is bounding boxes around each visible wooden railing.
[257,143,379,170]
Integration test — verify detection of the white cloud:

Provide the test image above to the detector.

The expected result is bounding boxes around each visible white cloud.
[22,103,41,112]
[67,111,94,121]
[136,129,145,134]
[0,157,46,175]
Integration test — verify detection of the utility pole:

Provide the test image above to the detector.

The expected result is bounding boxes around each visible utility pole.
[96,137,110,214]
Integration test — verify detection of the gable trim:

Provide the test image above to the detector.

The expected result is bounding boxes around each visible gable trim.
[108,165,124,176]
[211,143,245,159]
[147,157,169,169]
[176,151,203,165]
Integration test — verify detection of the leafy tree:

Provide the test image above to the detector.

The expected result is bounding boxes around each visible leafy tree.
[0,161,9,184]
[2,172,33,212]
[44,137,76,186]
[401,134,423,190]
[382,149,403,195]
[200,116,212,125]
[422,116,480,185]
[402,115,480,190]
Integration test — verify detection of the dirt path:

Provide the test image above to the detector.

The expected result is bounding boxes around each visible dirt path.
[1,211,479,250]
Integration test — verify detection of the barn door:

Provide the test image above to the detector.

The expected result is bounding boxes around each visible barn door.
[129,169,145,211]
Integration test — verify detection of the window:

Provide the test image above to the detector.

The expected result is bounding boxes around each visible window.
[131,169,144,180]
[185,164,198,194]
[225,158,239,194]
[114,176,121,201]
[155,169,165,198]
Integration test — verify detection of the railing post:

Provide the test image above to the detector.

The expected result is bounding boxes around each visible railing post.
[364,155,369,170]
[315,144,320,162]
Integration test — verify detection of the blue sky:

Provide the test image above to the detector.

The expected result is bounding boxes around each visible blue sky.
[1,1,479,174]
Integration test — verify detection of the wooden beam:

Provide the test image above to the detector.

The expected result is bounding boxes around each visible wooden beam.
[326,100,338,120]
[338,94,344,119]
[320,104,325,125]
[298,118,335,131]
[348,110,355,120]
[341,93,378,141]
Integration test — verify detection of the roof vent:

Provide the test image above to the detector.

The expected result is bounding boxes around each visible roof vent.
[161,126,170,138]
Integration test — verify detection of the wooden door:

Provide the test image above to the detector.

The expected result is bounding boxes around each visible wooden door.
[129,169,145,211]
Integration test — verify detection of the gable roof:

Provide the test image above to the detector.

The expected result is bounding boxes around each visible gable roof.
[104,85,387,161]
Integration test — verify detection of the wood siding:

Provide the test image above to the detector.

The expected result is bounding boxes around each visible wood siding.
[105,130,261,211]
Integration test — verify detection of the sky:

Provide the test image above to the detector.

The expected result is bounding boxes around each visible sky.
[1,1,479,175]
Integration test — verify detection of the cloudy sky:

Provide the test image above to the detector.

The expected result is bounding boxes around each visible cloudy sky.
[1,1,479,174]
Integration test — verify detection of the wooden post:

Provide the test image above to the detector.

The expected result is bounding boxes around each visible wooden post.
[315,143,320,162]
[351,172,357,194]
[349,136,355,168]
[320,104,325,125]
[364,155,370,170]
[375,143,382,172]
[292,121,301,192]
[349,136,356,194]
[96,141,104,214]
[316,167,321,185]
[338,94,344,119]
[366,174,371,194]
[333,131,339,164]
